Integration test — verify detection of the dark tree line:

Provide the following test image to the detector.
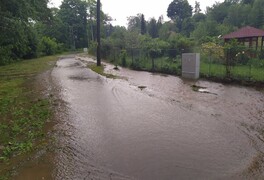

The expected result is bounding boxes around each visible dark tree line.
[1,0,264,65]
[0,0,111,65]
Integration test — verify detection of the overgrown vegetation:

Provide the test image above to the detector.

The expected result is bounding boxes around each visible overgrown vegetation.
[1,0,264,83]
[0,55,58,178]
[89,0,264,83]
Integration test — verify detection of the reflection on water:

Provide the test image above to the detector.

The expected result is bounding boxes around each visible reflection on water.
[49,57,264,180]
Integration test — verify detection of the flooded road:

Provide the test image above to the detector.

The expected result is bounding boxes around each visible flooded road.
[49,56,264,179]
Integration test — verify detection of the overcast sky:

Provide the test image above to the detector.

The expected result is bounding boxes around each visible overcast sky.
[49,0,224,27]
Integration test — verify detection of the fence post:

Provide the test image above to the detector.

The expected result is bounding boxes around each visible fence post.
[131,49,134,66]
[209,52,212,76]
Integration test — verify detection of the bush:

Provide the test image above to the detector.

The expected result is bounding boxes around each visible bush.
[0,46,13,65]
[38,37,58,56]
[258,50,264,60]
[120,49,127,67]
[88,41,97,56]
[248,58,264,68]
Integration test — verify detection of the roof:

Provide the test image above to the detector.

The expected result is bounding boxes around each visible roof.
[223,26,264,39]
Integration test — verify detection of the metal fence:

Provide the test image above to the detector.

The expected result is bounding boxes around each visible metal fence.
[90,46,264,82]
[199,47,264,82]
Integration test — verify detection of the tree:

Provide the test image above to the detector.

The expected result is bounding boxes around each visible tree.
[250,0,264,28]
[35,8,68,46]
[241,0,254,4]
[0,0,51,64]
[191,20,220,43]
[39,36,59,55]
[148,18,159,38]
[58,0,88,49]
[167,0,192,32]
[182,18,194,37]
[207,2,231,24]
[194,1,201,14]
[86,0,97,42]
[141,14,147,35]
[225,4,251,27]
[127,14,141,33]
[141,36,169,70]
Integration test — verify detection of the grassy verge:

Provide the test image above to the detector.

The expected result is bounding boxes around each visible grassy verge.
[200,62,264,82]
[0,55,58,178]
[87,63,118,79]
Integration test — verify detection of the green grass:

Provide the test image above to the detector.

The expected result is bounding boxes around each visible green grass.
[109,55,182,75]
[200,61,264,81]
[0,55,58,178]
[87,63,118,79]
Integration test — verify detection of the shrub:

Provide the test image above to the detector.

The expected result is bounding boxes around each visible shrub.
[120,49,127,67]
[88,41,97,56]
[0,46,13,65]
[38,37,58,56]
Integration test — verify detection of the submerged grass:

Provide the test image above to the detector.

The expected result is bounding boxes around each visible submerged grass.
[0,55,58,178]
[87,63,118,79]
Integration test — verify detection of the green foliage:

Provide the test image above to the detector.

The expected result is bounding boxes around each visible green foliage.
[88,41,97,56]
[0,0,51,65]
[87,63,118,79]
[258,51,264,60]
[120,49,127,67]
[58,0,88,49]
[38,37,59,56]
[141,14,147,35]
[101,39,112,59]
[201,42,224,63]
[191,20,220,43]
[250,0,264,28]
[148,18,159,38]
[127,14,141,33]
[168,34,194,57]
[0,55,57,175]
[167,0,192,31]
[0,46,13,66]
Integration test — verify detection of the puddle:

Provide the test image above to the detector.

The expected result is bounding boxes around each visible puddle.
[13,57,264,180]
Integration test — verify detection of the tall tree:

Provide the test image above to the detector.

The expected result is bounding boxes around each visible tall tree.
[141,14,147,35]
[194,1,201,14]
[0,0,51,64]
[241,0,254,4]
[207,2,231,24]
[167,0,192,32]
[250,0,264,28]
[58,0,88,49]
[127,14,141,33]
[148,18,159,38]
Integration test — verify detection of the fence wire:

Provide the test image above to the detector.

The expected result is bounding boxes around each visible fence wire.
[90,46,264,82]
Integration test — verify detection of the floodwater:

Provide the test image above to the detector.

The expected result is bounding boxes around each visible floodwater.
[15,56,264,179]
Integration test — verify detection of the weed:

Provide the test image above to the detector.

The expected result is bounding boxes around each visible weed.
[87,63,118,79]
[0,55,58,177]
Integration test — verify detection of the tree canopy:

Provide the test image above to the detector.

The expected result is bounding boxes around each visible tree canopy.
[1,0,264,65]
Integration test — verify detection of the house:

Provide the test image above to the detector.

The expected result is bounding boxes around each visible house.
[223,26,264,51]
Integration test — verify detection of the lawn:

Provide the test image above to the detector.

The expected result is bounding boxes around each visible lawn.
[0,55,58,179]
[200,61,264,81]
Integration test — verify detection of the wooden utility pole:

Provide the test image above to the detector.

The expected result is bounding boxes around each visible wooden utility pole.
[96,0,101,66]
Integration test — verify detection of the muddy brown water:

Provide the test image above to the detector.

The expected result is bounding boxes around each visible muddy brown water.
[14,56,264,179]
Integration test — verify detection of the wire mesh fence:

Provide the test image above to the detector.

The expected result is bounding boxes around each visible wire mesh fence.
[199,46,264,81]
[89,46,264,82]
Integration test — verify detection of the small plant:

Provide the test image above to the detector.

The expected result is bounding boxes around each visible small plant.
[120,49,127,67]
[87,64,118,79]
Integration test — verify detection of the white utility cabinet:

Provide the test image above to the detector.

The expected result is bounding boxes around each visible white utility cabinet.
[182,53,200,79]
